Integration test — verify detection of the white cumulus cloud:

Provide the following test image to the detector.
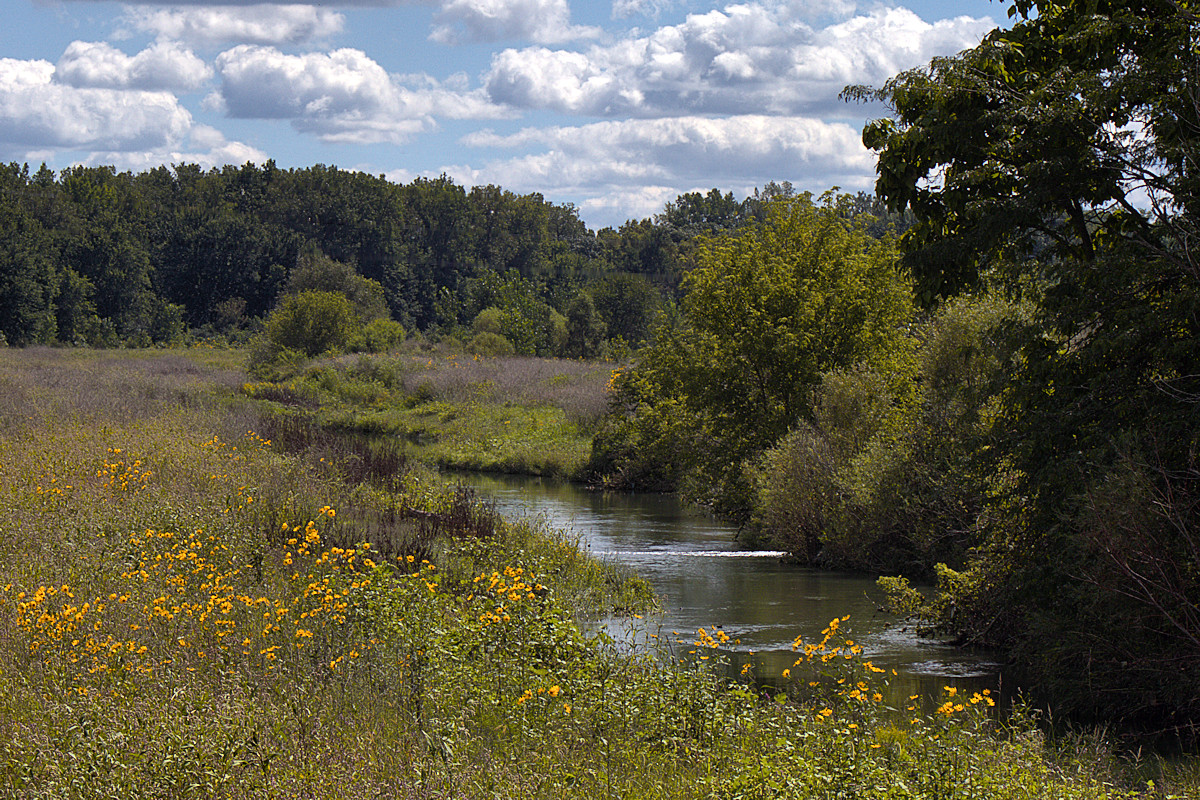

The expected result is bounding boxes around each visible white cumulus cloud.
[214,45,510,143]
[0,57,193,154]
[431,0,600,44]
[89,124,268,171]
[458,115,876,225]
[485,4,993,117]
[122,5,346,47]
[56,41,212,92]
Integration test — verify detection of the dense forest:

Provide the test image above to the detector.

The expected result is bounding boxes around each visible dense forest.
[0,158,875,354]
[2,0,1199,738]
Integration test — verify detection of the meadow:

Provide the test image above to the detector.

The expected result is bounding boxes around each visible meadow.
[243,345,611,479]
[0,346,1191,799]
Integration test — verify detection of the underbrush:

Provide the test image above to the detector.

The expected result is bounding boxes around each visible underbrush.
[0,348,1187,799]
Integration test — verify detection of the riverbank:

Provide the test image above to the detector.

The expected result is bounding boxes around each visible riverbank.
[0,346,1190,798]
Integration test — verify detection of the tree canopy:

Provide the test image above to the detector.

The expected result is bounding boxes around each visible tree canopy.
[854,0,1198,302]
[594,193,913,515]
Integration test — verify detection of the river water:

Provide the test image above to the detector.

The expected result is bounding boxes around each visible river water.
[463,472,1008,706]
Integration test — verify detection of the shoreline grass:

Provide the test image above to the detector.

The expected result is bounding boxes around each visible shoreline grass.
[0,347,1191,798]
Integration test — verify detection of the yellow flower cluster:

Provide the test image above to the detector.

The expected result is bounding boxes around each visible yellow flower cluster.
[935,686,994,715]
[1,439,387,695]
[514,683,571,714]
[470,565,543,627]
[97,447,153,494]
[694,626,731,649]
[33,474,73,499]
[772,616,907,722]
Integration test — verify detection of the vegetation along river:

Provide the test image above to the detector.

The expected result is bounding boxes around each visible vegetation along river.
[463,472,1009,710]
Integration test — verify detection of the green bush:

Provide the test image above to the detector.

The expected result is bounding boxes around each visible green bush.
[472,306,504,335]
[752,295,1021,575]
[286,247,389,323]
[467,331,514,357]
[264,290,359,357]
[349,318,405,353]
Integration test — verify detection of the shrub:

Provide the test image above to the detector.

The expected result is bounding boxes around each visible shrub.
[467,331,514,357]
[472,306,504,335]
[752,295,1021,574]
[349,318,405,353]
[263,290,359,357]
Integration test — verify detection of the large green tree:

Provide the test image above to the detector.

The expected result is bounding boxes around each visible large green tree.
[859,0,1200,725]
[855,0,1198,302]
[595,194,913,515]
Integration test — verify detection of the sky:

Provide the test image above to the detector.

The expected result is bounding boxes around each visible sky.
[1,0,1006,229]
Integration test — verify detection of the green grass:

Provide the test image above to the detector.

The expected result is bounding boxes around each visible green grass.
[242,347,612,479]
[0,346,1192,799]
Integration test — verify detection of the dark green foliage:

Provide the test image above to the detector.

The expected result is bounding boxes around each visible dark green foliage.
[564,293,605,359]
[0,204,57,345]
[285,246,389,323]
[0,163,860,355]
[753,295,1018,574]
[464,269,562,356]
[857,0,1197,304]
[591,272,660,347]
[853,0,1200,727]
[54,268,103,345]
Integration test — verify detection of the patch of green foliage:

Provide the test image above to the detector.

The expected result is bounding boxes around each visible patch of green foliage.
[592,191,913,518]
[244,348,604,480]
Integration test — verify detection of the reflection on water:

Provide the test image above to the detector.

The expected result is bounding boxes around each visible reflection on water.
[460,472,1007,705]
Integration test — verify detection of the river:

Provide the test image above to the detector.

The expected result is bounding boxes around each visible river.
[462,472,1007,707]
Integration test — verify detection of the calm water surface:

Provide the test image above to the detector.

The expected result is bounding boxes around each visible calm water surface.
[463,473,1008,706]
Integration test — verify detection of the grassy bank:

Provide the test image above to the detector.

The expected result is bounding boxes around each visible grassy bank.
[0,347,1191,798]
[244,346,611,479]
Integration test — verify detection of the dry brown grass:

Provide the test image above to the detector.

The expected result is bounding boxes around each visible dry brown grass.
[0,346,245,429]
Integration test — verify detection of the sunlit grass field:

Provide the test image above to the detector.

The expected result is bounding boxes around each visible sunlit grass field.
[0,347,1191,798]
[243,348,610,479]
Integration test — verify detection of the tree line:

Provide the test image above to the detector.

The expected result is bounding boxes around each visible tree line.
[0,162,839,357]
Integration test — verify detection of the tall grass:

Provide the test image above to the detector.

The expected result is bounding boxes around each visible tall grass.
[244,348,616,479]
[324,349,615,427]
[0,348,1182,799]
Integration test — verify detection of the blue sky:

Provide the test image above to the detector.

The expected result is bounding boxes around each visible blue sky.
[1,0,1004,228]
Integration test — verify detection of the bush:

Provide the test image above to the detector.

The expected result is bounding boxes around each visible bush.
[349,318,405,353]
[263,290,359,358]
[752,295,1021,575]
[472,306,504,335]
[467,331,514,357]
